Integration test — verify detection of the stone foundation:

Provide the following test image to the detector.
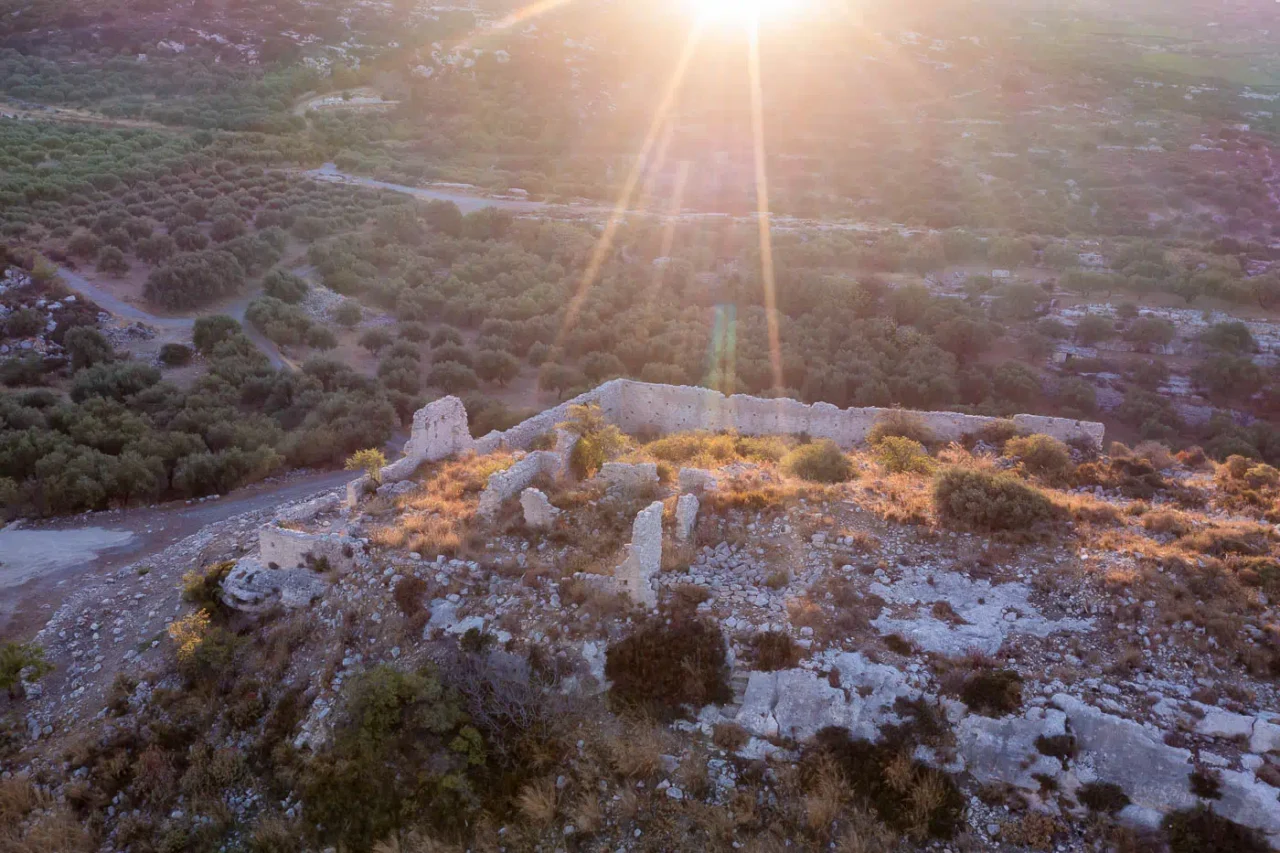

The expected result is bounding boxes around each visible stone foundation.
[259,526,363,573]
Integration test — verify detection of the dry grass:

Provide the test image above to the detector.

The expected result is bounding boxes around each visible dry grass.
[1059,493,1124,526]
[702,468,840,512]
[631,430,793,469]
[855,474,932,525]
[604,719,671,779]
[372,830,467,853]
[516,777,558,827]
[567,791,604,834]
[0,776,46,828]
[804,757,848,836]
[369,452,513,557]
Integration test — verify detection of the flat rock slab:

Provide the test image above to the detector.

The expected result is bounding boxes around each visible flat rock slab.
[870,567,1093,655]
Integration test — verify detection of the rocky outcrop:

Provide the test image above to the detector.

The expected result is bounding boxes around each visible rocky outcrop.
[220,557,328,612]
[616,501,664,607]
[734,653,917,742]
[869,566,1094,655]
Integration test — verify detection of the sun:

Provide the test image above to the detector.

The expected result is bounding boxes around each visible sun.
[685,0,802,28]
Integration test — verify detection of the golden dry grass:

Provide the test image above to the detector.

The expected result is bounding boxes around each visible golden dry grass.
[369,452,513,558]
[516,777,558,827]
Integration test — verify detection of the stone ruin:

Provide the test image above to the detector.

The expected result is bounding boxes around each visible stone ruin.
[613,501,664,608]
[520,487,559,528]
[221,510,367,612]
[347,395,475,505]
[259,525,364,573]
[221,558,328,612]
[469,379,1105,453]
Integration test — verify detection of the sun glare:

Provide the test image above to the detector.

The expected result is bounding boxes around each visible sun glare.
[686,0,802,28]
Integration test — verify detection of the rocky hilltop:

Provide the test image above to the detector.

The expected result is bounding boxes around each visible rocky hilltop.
[6,384,1280,853]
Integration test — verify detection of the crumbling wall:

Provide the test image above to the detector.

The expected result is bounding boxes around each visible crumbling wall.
[259,525,363,573]
[380,396,474,482]
[472,379,1105,451]
[477,451,565,517]
[615,501,664,608]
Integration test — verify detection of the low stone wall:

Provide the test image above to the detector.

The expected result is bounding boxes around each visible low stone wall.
[472,379,1105,451]
[476,451,565,517]
[259,526,363,573]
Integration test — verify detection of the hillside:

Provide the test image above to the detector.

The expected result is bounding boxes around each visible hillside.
[4,388,1280,852]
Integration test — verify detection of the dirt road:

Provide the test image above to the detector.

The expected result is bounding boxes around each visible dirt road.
[55,266,292,370]
[0,468,359,641]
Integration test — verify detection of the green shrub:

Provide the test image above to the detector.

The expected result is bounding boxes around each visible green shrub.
[874,436,932,474]
[867,410,935,446]
[932,467,1058,531]
[1004,433,1072,479]
[560,403,629,478]
[605,617,731,719]
[957,668,1023,716]
[301,665,481,849]
[1163,805,1268,853]
[0,642,54,698]
[181,560,234,615]
[782,439,854,483]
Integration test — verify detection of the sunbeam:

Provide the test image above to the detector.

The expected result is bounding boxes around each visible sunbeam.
[747,20,784,394]
[554,20,707,351]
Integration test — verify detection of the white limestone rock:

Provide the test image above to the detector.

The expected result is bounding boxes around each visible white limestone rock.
[674,493,699,542]
[615,501,664,607]
[678,467,717,492]
[957,707,1069,791]
[870,567,1093,655]
[221,557,328,612]
[521,487,560,529]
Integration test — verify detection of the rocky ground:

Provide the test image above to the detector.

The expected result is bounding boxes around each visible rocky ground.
[4,403,1280,852]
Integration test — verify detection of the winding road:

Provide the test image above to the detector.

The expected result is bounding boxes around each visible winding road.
[55,266,291,370]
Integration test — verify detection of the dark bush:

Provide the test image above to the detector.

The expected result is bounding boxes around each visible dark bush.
[262,269,309,304]
[958,668,1023,716]
[809,725,965,839]
[1004,434,1072,480]
[159,343,193,366]
[1163,805,1268,853]
[749,631,801,671]
[933,467,1058,531]
[192,315,241,354]
[1077,781,1130,814]
[605,617,731,719]
[63,326,113,370]
[301,665,479,850]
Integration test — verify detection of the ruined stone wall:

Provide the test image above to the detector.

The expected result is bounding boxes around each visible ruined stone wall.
[258,526,363,573]
[473,380,1105,451]
[476,450,565,517]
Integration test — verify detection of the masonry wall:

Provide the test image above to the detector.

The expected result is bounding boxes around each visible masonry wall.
[473,380,1105,451]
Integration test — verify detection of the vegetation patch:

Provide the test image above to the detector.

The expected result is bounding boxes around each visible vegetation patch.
[932,467,1058,531]
[604,617,731,719]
